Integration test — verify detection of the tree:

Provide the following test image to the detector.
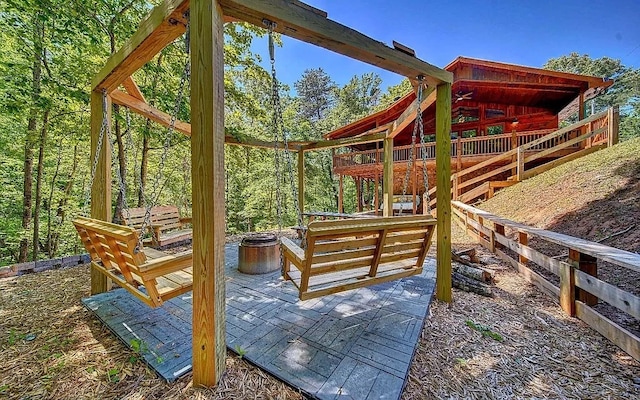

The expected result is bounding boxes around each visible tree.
[544,53,640,139]
[294,68,336,123]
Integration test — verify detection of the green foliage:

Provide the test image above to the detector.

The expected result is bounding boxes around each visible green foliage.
[234,344,247,358]
[465,319,504,342]
[544,52,640,140]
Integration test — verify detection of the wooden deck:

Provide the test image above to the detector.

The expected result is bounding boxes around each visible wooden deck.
[82,243,436,399]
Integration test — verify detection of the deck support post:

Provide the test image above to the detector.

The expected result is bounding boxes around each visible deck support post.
[435,82,452,302]
[191,0,226,387]
[383,136,394,217]
[568,249,598,306]
[298,150,304,214]
[338,174,344,213]
[356,177,362,212]
[90,90,112,295]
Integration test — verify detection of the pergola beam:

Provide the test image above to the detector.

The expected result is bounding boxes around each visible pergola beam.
[92,0,191,92]
[111,89,299,150]
[388,88,436,139]
[301,132,386,152]
[218,0,453,88]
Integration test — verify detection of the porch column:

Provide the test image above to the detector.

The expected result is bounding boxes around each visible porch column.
[383,136,394,217]
[374,172,379,215]
[356,177,362,212]
[338,174,344,213]
[435,82,452,302]
[298,150,304,214]
[191,0,226,386]
[90,90,112,295]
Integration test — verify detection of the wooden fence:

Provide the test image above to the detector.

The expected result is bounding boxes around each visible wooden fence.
[452,200,640,361]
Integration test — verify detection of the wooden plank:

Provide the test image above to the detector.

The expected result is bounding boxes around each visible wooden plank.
[190,0,226,386]
[90,91,112,295]
[301,132,385,151]
[493,232,562,276]
[524,126,606,165]
[93,0,190,92]
[608,106,619,146]
[568,249,598,306]
[559,260,576,316]
[383,136,393,217]
[388,89,436,138]
[574,269,640,320]
[435,82,452,302]
[121,76,146,102]
[368,229,388,277]
[575,301,640,361]
[300,237,316,293]
[219,0,452,87]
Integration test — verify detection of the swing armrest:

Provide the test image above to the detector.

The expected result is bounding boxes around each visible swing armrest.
[281,237,305,269]
[179,217,192,226]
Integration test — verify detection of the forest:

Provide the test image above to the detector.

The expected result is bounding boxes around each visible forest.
[1,0,639,267]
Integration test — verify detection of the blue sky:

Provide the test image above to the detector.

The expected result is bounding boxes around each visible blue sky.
[253,0,640,92]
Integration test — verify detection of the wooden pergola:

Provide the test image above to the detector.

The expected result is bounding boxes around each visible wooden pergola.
[89,0,452,386]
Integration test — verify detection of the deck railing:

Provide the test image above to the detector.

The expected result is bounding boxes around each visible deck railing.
[452,201,640,361]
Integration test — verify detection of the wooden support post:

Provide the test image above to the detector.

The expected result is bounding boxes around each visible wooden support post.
[338,174,344,214]
[297,150,304,214]
[579,91,587,148]
[516,147,524,182]
[559,260,576,316]
[374,173,379,216]
[90,90,112,295]
[494,223,505,250]
[383,136,394,217]
[568,249,598,306]
[191,0,226,387]
[518,231,528,264]
[356,177,362,212]
[453,174,459,200]
[608,106,619,146]
[456,135,462,172]
[511,129,518,176]
[435,82,452,302]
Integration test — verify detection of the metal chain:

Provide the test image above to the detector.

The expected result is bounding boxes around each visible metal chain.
[398,76,424,214]
[418,82,431,214]
[114,108,133,227]
[83,89,110,215]
[138,52,191,247]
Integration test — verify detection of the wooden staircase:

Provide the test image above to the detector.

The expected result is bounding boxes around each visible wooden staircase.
[426,107,619,211]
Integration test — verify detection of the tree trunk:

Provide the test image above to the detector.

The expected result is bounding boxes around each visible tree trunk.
[452,272,493,297]
[52,144,79,256]
[19,15,44,263]
[32,109,49,261]
[46,138,63,258]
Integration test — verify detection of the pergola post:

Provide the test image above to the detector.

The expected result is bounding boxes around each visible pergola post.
[90,90,112,295]
[298,150,304,214]
[383,136,394,217]
[191,0,226,386]
[435,82,452,302]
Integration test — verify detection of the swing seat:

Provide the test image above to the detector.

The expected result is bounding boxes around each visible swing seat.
[73,216,193,308]
[281,215,436,300]
[121,205,192,248]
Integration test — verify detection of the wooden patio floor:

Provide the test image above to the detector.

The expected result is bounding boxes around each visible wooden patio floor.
[82,243,436,400]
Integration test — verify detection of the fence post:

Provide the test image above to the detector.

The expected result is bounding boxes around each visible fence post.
[456,135,462,172]
[559,261,576,316]
[608,106,619,147]
[494,223,505,250]
[568,249,598,306]
[518,231,529,264]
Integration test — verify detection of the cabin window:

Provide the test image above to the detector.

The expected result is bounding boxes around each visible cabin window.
[453,106,480,124]
[462,129,476,138]
[487,124,504,135]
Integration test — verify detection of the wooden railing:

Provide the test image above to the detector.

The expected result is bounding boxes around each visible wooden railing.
[427,108,618,210]
[333,129,559,170]
[452,201,640,361]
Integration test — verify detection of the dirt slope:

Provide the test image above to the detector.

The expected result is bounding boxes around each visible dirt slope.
[479,137,640,254]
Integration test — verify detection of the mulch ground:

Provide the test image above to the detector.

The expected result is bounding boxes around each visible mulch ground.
[1,230,639,399]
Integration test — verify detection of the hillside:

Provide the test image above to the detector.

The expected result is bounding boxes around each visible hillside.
[478,137,640,254]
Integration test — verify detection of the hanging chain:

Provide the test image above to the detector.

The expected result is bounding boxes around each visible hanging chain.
[398,76,425,215]
[266,20,283,237]
[114,107,133,227]
[83,89,110,215]
[418,81,431,214]
[138,24,191,247]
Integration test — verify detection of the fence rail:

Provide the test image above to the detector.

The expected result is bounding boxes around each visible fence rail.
[452,200,640,361]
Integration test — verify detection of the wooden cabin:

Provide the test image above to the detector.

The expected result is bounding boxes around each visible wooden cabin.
[326,57,614,213]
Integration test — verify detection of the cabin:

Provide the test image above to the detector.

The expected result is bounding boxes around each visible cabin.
[325,57,615,213]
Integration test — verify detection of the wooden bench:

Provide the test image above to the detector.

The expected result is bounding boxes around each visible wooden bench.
[281,215,436,300]
[121,205,192,248]
[73,216,193,307]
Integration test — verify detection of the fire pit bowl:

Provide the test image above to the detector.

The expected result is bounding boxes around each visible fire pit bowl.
[237,233,280,274]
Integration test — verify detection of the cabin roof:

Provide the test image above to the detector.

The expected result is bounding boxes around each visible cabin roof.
[324,56,613,140]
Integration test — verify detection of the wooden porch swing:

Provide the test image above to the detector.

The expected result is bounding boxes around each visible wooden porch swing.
[75,47,194,308]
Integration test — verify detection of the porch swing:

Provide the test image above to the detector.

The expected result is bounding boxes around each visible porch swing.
[262,21,437,300]
[73,48,195,308]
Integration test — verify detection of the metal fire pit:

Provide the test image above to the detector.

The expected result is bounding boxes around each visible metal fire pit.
[238,233,280,274]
